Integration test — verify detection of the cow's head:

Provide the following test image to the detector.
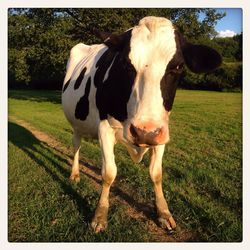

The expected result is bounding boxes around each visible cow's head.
[95,16,221,147]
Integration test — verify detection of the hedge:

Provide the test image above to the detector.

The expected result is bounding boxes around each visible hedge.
[180,62,242,91]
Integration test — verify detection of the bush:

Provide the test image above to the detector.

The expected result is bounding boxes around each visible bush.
[8,48,31,88]
[180,62,242,91]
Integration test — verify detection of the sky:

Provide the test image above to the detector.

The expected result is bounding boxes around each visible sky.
[201,8,242,38]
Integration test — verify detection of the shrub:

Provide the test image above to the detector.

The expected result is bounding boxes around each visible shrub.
[8,48,31,88]
[180,62,242,91]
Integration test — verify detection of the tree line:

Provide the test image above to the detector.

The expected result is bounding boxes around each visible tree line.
[8,8,242,91]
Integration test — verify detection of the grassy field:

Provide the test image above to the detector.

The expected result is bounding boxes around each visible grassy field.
[8,89,242,242]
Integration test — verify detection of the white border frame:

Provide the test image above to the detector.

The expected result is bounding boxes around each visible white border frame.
[1,1,249,250]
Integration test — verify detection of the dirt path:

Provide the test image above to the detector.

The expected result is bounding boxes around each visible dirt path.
[9,116,197,242]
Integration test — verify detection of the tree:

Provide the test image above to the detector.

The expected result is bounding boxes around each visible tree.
[8,8,226,89]
[9,8,75,89]
[211,34,242,61]
[233,33,242,61]
[62,8,225,43]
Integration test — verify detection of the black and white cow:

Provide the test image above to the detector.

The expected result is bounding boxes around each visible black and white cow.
[62,16,221,233]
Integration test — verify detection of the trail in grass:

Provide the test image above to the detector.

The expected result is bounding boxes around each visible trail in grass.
[9,115,198,242]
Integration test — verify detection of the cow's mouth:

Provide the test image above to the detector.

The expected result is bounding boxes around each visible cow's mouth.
[133,141,163,148]
[134,143,151,148]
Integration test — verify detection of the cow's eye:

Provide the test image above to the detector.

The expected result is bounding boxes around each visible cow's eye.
[176,63,184,70]
[167,63,184,75]
[171,63,184,74]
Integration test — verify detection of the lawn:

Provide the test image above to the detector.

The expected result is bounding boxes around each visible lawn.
[8,89,242,242]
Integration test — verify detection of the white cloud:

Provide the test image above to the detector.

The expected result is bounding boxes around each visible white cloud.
[216,30,237,38]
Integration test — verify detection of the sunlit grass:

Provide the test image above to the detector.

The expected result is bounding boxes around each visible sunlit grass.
[8,89,242,242]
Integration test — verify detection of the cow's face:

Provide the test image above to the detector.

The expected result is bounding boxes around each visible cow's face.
[96,16,221,147]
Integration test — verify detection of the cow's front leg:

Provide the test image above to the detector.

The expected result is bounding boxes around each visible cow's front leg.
[149,144,176,231]
[91,120,117,233]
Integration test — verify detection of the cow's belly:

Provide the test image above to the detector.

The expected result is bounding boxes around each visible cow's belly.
[62,86,100,139]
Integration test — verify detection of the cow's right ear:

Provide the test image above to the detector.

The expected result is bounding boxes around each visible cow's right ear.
[93,28,131,51]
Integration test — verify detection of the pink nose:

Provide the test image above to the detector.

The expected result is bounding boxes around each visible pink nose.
[129,123,166,146]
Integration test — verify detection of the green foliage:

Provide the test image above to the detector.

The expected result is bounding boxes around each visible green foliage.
[8,48,31,85]
[180,62,242,91]
[213,34,242,61]
[8,8,241,91]
[8,9,75,89]
[63,8,224,42]
[173,8,225,40]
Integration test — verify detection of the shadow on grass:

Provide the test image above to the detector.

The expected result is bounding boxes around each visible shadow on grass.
[79,161,157,221]
[8,90,61,104]
[8,121,201,241]
[8,121,159,229]
[8,121,93,222]
[50,144,158,227]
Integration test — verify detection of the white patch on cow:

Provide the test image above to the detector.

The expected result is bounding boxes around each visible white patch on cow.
[127,16,176,124]
[62,43,107,138]
[63,43,91,85]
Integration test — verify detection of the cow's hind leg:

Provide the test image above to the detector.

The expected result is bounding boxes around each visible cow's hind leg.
[91,120,117,233]
[70,130,81,182]
[149,145,176,231]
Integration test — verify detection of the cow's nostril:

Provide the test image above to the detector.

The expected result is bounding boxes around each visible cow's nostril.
[154,128,161,135]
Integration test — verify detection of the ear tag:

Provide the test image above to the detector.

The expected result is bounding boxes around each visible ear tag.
[104,37,110,43]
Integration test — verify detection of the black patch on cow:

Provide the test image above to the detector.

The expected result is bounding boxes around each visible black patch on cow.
[94,49,117,88]
[74,67,87,90]
[62,78,71,93]
[75,77,91,121]
[160,30,184,111]
[94,30,136,121]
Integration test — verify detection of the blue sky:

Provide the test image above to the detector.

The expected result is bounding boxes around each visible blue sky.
[200,8,242,37]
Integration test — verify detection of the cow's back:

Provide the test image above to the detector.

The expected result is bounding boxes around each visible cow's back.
[62,43,107,138]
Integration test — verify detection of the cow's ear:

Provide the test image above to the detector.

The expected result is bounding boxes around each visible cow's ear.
[182,43,222,73]
[93,28,131,51]
[176,30,222,73]
[93,29,114,42]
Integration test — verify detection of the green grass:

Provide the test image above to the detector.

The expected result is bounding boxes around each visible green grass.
[8,89,242,242]
[8,121,149,242]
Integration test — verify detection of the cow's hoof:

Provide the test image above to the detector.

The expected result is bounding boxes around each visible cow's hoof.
[158,215,176,232]
[70,174,80,183]
[91,220,107,233]
[91,206,108,233]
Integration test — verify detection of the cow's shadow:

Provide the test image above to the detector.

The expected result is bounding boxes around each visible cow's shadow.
[8,121,93,222]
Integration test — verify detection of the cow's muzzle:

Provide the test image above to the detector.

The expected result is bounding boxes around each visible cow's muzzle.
[129,123,169,147]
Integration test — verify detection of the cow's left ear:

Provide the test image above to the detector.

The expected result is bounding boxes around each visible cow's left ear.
[93,28,132,51]
[176,30,222,73]
[182,43,222,73]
